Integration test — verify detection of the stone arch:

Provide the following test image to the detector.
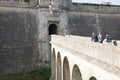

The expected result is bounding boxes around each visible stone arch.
[57,52,62,80]
[63,56,70,80]
[89,76,97,80]
[49,24,57,35]
[51,48,56,80]
[72,64,82,80]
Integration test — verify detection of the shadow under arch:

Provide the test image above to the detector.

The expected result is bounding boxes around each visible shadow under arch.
[89,76,97,80]
[48,24,57,35]
[63,56,70,80]
[51,48,56,80]
[57,52,62,80]
[72,64,82,80]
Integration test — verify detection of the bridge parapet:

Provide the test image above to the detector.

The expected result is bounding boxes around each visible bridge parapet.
[51,35,120,68]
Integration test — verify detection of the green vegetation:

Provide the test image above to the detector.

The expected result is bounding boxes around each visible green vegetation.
[0,68,51,80]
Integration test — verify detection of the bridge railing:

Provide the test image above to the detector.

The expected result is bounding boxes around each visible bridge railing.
[51,35,120,68]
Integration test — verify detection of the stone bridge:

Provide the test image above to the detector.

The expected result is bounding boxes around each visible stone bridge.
[50,35,120,80]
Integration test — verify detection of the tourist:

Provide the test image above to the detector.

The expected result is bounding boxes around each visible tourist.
[106,33,112,44]
[98,32,103,43]
[91,32,95,41]
[91,32,98,42]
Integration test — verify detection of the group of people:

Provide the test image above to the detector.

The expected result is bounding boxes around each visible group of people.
[91,32,114,44]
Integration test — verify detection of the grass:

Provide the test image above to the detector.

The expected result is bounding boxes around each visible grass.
[0,68,51,80]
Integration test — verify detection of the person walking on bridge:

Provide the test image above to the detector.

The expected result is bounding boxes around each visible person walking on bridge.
[106,33,112,44]
[91,32,98,42]
[98,32,103,43]
[91,32,95,41]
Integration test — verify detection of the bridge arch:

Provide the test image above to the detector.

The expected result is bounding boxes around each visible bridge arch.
[51,48,56,80]
[48,24,57,35]
[57,52,62,80]
[63,56,70,80]
[72,64,82,80]
[89,76,97,80]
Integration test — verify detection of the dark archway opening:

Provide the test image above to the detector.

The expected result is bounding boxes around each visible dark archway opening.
[72,64,82,80]
[89,76,97,80]
[63,57,70,80]
[49,24,57,35]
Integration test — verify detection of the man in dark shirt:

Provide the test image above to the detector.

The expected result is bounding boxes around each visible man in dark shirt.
[106,34,112,43]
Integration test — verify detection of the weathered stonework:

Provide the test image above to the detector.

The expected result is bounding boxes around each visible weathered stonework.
[0,0,120,74]
[0,7,39,74]
[69,3,120,40]
[39,0,50,8]
[0,0,38,7]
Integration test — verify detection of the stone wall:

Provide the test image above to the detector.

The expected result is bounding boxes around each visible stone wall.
[68,3,120,40]
[0,0,38,7]
[37,8,51,68]
[71,3,120,14]
[37,8,69,68]
[0,7,39,74]
[1,0,120,74]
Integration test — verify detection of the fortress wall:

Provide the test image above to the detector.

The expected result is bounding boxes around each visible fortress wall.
[68,4,120,40]
[0,0,38,7]
[37,9,51,68]
[71,3,120,14]
[0,7,39,74]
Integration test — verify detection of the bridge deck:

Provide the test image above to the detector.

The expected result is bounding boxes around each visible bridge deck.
[51,35,120,78]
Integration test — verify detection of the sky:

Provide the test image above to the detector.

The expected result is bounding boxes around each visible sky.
[72,0,120,5]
